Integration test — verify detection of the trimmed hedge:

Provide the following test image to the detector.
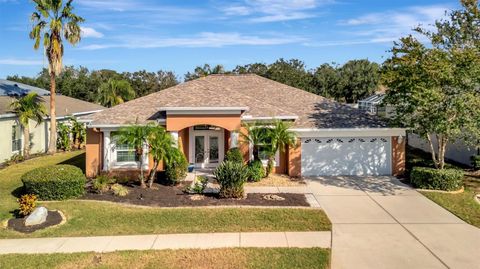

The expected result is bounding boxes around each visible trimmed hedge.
[410,167,464,191]
[165,148,188,185]
[247,160,265,182]
[21,165,86,200]
[225,147,244,164]
[471,155,480,171]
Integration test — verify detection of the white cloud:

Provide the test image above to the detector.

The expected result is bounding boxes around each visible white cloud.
[0,58,42,66]
[340,5,451,43]
[80,32,306,50]
[221,0,333,23]
[81,27,104,38]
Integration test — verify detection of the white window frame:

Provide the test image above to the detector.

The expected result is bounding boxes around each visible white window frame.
[249,142,280,167]
[11,124,22,153]
[107,131,149,170]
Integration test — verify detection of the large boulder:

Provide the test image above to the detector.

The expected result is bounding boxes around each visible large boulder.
[25,206,48,226]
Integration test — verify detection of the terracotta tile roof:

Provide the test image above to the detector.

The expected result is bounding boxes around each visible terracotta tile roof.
[90,74,386,129]
[0,95,104,117]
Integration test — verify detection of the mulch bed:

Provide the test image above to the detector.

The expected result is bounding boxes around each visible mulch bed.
[83,183,309,207]
[7,211,63,233]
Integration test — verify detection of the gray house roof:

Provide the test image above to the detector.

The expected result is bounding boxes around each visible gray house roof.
[0,79,50,96]
[0,79,104,117]
[90,74,387,129]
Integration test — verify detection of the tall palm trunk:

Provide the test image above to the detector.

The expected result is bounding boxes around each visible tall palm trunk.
[148,159,160,188]
[137,147,146,188]
[22,124,30,159]
[47,72,57,154]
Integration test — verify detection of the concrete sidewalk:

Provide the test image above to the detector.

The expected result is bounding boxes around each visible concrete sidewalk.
[0,231,331,254]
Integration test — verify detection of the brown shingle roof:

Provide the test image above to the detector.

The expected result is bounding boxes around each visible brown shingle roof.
[0,95,104,117]
[90,74,386,129]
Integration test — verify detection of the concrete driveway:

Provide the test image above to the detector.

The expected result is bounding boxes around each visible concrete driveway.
[306,176,480,269]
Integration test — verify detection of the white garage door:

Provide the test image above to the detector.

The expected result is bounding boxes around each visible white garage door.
[301,137,392,176]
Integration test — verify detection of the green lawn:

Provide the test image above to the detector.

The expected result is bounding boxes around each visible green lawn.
[0,248,330,269]
[421,176,480,228]
[0,152,331,238]
[407,146,480,228]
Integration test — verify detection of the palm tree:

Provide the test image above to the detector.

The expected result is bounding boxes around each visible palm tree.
[9,93,47,159]
[116,124,153,188]
[30,0,84,154]
[70,116,85,149]
[264,121,297,176]
[240,122,268,161]
[147,126,175,188]
[97,79,136,107]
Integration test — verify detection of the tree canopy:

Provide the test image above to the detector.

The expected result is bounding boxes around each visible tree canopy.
[382,0,480,169]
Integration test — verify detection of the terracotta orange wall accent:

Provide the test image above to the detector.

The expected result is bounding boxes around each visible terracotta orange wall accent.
[287,139,302,177]
[86,128,103,178]
[274,146,287,174]
[238,126,250,163]
[178,128,189,161]
[166,114,241,131]
[392,136,406,176]
[224,130,231,154]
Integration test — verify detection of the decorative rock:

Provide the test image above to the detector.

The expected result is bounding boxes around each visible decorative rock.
[263,194,285,201]
[25,206,48,226]
[475,194,480,205]
[189,194,205,201]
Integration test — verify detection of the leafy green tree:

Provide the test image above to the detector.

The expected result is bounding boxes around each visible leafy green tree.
[116,124,153,188]
[336,60,380,103]
[312,63,339,97]
[383,0,480,169]
[233,63,269,76]
[9,93,47,159]
[69,116,85,149]
[97,79,135,107]
[263,121,297,176]
[30,0,84,154]
[147,125,175,188]
[122,70,179,96]
[56,121,71,151]
[184,64,226,81]
[265,59,315,92]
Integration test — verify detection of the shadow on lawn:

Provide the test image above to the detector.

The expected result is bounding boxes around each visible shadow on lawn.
[59,152,86,173]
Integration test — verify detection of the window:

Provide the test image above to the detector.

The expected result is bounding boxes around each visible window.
[253,144,280,167]
[12,125,22,152]
[112,133,139,163]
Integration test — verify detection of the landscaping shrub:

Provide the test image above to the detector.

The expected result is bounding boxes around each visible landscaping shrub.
[18,194,37,217]
[410,167,464,191]
[21,165,86,200]
[214,161,249,198]
[92,174,114,193]
[225,147,244,164]
[165,148,188,185]
[4,153,25,166]
[111,183,129,197]
[247,160,265,182]
[471,155,480,171]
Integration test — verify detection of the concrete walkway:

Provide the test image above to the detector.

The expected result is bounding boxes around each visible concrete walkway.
[0,231,331,254]
[306,176,480,269]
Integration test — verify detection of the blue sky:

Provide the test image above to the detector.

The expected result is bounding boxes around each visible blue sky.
[0,0,459,79]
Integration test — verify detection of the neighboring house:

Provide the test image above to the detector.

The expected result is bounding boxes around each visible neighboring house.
[84,74,406,178]
[358,93,395,118]
[0,79,104,162]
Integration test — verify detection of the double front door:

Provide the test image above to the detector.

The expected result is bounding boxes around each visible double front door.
[193,130,224,168]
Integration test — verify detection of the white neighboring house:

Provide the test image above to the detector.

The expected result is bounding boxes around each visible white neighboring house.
[359,93,479,166]
[0,79,104,162]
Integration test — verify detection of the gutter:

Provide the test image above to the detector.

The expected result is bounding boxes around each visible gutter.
[241,115,298,121]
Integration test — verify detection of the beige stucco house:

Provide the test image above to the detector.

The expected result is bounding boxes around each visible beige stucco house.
[0,79,104,162]
[84,74,406,178]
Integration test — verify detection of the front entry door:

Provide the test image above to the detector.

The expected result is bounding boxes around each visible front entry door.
[193,131,223,168]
